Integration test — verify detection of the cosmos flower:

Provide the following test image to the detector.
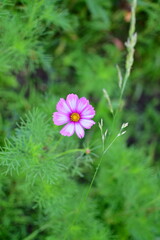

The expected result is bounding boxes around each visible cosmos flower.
[53,94,95,138]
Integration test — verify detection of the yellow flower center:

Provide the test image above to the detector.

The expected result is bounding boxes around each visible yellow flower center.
[70,113,80,122]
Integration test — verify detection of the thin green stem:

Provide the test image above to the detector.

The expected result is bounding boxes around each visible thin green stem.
[51,134,63,152]
[81,135,119,202]
[23,222,52,240]
[54,149,85,158]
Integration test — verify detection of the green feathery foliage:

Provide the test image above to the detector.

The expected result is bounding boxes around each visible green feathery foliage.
[97,140,160,240]
[0,109,109,239]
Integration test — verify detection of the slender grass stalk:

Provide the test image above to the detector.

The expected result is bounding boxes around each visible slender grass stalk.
[108,0,137,136]
[121,0,137,98]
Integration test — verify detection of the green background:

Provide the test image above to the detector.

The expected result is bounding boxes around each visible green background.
[0,0,160,239]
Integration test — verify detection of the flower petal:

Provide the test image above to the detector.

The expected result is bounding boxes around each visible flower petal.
[81,105,95,119]
[75,123,85,139]
[79,119,95,129]
[53,112,69,126]
[66,94,78,112]
[77,97,89,113]
[56,98,71,114]
[60,123,75,137]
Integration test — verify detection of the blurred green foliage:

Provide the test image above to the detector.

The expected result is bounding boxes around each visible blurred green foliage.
[0,0,160,239]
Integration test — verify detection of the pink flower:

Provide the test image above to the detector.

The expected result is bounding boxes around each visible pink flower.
[53,94,96,138]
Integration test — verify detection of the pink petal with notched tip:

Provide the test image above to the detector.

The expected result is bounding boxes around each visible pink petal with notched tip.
[81,105,95,119]
[79,119,95,129]
[75,123,85,138]
[60,122,75,137]
[76,97,89,113]
[66,94,78,112]
[56,98,71,114]
[53,112,69,126]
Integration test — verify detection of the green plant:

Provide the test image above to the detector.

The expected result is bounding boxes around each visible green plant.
[0,0,160,239]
